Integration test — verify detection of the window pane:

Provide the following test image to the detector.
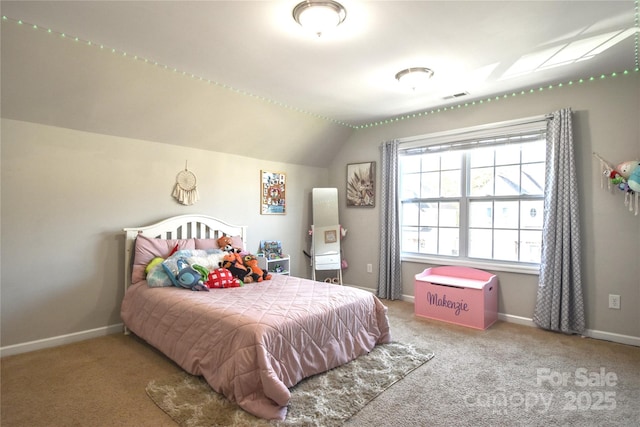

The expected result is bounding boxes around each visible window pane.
[520,230,542,263]
[420,172,440,198]
[521,163,545,195]
[439,228,459,256]
[421,154,440,171]
[439,202,459,227]
[469,201,493,228]
[420,203,438,226]
[441,151,462,170]
[495,165,521,195]
[495,145,521,165]
[494,201,519,229]
[493,229,519,261]
[522,141,546,163]
[419,227,438,254]
[469,167,494,196]
[520,200,543,229]
[441,170,461,197]
[402,202,420,226]
[401,226,420,253]
[469,147,494,168]
[401,155,421,174]
[469,229,492,258]
[401,173,421,199]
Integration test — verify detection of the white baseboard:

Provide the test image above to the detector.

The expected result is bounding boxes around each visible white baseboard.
[0,323,124,358]
[497,314,640,346]
[403,294,638,347]
[584,328,640,347]
[498,312,536,327]
[3,300,638,358]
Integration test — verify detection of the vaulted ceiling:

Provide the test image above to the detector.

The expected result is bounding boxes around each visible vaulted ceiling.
[2,1,638,167]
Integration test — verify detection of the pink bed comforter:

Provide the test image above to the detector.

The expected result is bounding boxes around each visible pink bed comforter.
[121,274,391,420]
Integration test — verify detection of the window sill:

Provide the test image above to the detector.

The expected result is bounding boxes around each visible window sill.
[401,254,540,275]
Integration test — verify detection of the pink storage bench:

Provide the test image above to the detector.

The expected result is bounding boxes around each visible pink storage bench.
[414,266,498,330]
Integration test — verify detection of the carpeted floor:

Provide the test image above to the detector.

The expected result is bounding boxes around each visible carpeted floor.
[145,342,433,427]
[2,299,640,426]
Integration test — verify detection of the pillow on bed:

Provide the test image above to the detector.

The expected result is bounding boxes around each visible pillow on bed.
[132,235,195,284]
[231,236,245,250]
[194,239,220,250]
[146,263,173,287]
[194,236,245,251]
[187,250,225,271]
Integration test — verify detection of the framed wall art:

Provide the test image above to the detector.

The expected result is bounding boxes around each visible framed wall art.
[346,161,375,207]
[261,170,286,215]
[324,229,337,244]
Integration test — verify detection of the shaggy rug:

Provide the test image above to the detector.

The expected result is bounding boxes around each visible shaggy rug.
[146,342,434,427]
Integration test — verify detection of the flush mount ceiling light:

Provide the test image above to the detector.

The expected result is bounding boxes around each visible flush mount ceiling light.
[293,0,347,37]
[395,67,435,90]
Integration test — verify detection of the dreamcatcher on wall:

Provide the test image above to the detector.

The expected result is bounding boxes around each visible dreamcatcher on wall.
[172,162,200,206]
[593,153,640,215]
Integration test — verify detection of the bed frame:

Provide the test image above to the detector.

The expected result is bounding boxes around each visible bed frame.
[121,215,391,420]
[123,214,247,293]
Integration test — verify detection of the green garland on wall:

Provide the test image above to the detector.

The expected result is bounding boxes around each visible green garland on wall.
[3,1,639,130]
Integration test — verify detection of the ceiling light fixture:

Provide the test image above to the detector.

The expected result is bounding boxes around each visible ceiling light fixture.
[395,67,435,90]
[293,0,347,37]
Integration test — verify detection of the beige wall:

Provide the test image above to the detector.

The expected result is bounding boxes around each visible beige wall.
[1,20,342,349]
[0,19,353,169]
[333,73,640,340]
[0,119,328,346]
[1,16,639,350]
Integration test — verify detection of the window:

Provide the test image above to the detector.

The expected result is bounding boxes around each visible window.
[399,119,547,268]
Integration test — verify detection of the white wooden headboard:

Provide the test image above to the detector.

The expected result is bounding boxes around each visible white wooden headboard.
[123,214,247,291]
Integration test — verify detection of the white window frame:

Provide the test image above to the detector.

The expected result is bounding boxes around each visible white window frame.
[398,115,549,275]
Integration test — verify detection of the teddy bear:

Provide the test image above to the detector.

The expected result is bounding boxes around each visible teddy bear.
[217,235,241,253]
[219,252,253,283]
[243,254,272,282]
[217,235,247,263]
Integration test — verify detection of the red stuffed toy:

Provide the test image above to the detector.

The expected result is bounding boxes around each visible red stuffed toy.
[205,268,241,288]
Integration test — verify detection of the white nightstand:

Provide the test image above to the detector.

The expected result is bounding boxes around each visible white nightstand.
[257,255,290,276]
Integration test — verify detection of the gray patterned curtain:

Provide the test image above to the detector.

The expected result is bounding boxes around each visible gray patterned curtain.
[533,108,585,334]
[378,140,402,299]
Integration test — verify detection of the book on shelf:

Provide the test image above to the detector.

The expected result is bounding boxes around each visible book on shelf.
[259,240,283,259]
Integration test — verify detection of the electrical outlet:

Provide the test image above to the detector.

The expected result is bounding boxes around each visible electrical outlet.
[608,294,621,310]
[366,263,373,273]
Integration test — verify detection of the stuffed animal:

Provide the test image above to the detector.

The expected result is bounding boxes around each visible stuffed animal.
[243,254,272,282]
[217,236,241,253]
[608,169,624,186]
[145,257,164,274]
[205,268,242,288]
[220,253,253,283]
[162,257,209,291]
[217,235,247,266]
[176,264,209,292]
[628,166,640,193]
[191,263,210,280]
[615,160,640,179]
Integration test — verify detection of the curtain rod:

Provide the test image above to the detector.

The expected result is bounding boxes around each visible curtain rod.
[393,113,553,146]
